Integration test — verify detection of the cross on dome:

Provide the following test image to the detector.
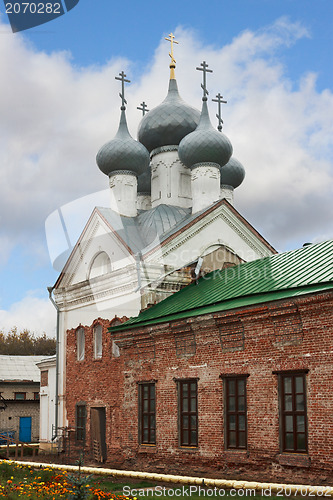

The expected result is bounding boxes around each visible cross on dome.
[212,93,227,131]
[115,71,130,110]
[165,32,178,66]
[196,61,213,99]
[137,101,149,116]
[165,32,179,79]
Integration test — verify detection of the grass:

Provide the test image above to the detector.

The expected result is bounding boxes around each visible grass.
[0,460,328,499]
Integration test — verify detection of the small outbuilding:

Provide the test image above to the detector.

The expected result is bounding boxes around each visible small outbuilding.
[0,355,50,443]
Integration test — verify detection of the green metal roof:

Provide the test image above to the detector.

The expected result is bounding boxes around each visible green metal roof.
[109,239,333,332]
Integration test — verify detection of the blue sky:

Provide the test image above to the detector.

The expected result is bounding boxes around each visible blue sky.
[0,0,332,335]
[13,0,333,90]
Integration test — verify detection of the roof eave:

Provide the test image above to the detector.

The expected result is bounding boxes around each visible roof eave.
[109,283,333,334]
[142,198,277,259]
[54,207,135,289]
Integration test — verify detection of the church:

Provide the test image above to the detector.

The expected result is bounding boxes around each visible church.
[40,34,333,483]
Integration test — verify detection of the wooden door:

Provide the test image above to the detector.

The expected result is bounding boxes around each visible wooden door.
[90,408,107,462]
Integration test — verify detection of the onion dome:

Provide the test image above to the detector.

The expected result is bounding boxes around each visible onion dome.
[178,98,233,169]
[138,78,200,153]
[96,109,150,177]
[220,157,245,188]
[137,168,151,194]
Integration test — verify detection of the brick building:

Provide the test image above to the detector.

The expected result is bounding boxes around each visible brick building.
[65,240,333,483]
[0,356,50,443]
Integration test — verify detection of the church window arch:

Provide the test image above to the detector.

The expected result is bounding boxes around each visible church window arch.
[89,252,111,280]
[76,327,85,361]
[93,323,103,359]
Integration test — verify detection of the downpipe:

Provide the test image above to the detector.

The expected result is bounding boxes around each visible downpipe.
[47,286,60,440]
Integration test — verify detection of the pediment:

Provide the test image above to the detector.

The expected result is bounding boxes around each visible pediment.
[55,208,136,289]
[143,200,276,269]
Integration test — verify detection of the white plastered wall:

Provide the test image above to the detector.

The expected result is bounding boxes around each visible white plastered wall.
[151,149,192,208]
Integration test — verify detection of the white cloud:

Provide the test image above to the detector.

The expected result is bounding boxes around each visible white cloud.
[0,293,56,337]
[0,16,332,271]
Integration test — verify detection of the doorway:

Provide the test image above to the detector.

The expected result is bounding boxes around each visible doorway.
[90,407,107,462]
[19,416,32,442]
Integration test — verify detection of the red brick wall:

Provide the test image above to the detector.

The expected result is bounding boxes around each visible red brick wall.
[65,292,333,483]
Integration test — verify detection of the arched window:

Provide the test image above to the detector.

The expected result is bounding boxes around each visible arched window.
[76,327,85,361]
[93,324,103,359]
[89,252,111,280]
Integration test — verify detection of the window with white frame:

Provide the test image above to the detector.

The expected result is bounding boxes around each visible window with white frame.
[93,324,103,359]
[77,327,85,361]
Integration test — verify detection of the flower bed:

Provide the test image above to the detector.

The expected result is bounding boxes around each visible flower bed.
[0,460,127,499]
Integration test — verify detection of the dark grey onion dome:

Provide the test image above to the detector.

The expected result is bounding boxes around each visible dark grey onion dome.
[138,79,200,153]
[137,168,151,194]
[97,109,150,176]
[220,157,245,188]
[178,99,233,169]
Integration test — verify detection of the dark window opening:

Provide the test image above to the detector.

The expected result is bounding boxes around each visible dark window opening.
[225,376,247,449]
[76,404,86,441]
[280,372,307,453]
[139,383,156,445]
[14,392,26,400]
[179,380,198,447]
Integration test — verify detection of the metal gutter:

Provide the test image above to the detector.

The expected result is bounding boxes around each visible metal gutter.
[1,459,332,497]
[47,286,60,440]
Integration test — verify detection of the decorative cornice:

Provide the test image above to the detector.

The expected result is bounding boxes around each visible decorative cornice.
[191,162,220,170]
[109,170,137,178]
[150,145,178,158]
[55,264,139,308]
[56,281,139,310]
[157,206,270,261]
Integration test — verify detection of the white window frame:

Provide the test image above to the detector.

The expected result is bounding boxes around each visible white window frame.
[93,324,103,359]
[77,327,85,361]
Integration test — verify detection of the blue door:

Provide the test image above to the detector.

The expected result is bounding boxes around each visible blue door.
[19,417,31,442]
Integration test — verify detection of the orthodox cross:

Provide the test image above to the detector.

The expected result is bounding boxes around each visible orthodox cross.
[196,61,213,98]
[165,32,179,65]
[115,71,130,109]
[137,101,149,116]
[212,93,227,131]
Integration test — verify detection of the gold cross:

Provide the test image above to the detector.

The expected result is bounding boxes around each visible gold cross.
[165,32,179,65]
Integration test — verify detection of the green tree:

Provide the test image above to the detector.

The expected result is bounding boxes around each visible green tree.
[0,328,56,355]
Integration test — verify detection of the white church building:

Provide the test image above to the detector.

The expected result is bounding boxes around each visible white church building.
[40,35,276,451]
